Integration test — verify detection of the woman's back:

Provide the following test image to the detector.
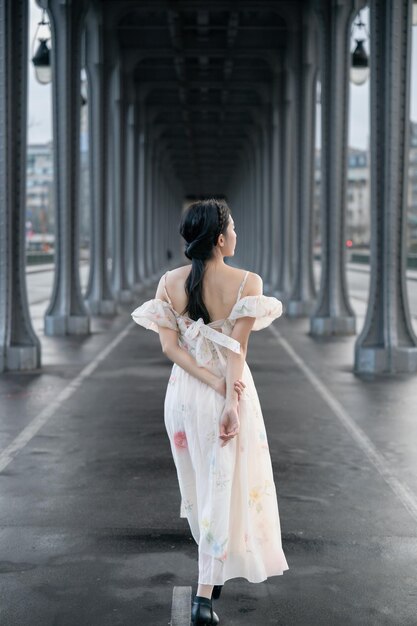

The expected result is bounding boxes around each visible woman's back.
[165,265,255,323]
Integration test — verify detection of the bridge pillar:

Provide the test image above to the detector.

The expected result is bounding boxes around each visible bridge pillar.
[0,0,41,370]
[125,78,140,291]
[309,0,364,336]
[41,0,90,336]
[137,96,147,282]
[84,4,116,315]
[276,47,296,300]
[260,104,273,285]
[268,69,283,293]
[354,0,417,374]
[287,13,318,316]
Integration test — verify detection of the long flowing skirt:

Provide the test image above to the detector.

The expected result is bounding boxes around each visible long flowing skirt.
[164,360,289,585]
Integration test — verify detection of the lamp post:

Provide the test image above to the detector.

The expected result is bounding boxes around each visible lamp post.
[81,68,88,107]
[350,10,370,85]
[31,9,52,85]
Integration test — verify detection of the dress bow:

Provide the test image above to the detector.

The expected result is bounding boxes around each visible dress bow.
[184,317,241,367]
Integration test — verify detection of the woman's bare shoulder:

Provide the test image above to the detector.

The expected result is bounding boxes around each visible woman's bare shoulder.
[241,270,263,296]
[165,265,262,292]
[165,265,191,283]
[163,266,191,293]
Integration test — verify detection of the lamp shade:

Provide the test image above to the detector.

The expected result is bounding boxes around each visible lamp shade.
[350,39,369,85]
[31,39,51,85]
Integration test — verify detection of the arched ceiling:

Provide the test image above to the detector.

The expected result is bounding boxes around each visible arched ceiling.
[105,0,297,195]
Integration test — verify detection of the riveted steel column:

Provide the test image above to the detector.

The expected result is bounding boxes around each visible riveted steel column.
[42,0,90,336]
[310,0,365,335]
[132,94,141,286]
[245,140,257,270]
[0,0,41,371]
[268,69,282,293]
[354,0,417,374]
[254,129,263,275]
[153,135,165,274]
[151,139,159,274]
[125,77,139,290]
[287,13,318,316]
[143,121,154,280]
[244,136,253,269]
[84,3,115,315]
[260,104,273,285]
[111,61,131,302]
[247,151,258,271]
[137,96,147,281]
[276,56,295,299]
[159,146,171,269]
[149,126,160,279]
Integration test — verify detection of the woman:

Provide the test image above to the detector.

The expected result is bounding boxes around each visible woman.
[131,198,289,625]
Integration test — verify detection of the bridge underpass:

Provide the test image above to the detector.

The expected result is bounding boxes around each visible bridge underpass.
[1,270,417,624]
[1,1,417,624]
[1,0,416,375]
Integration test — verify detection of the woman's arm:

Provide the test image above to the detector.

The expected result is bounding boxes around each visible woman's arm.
[224,320,253,406]
[225,272,262,407]
[161,332,221,389]
[219,273,263,446]
[153,273,222,390]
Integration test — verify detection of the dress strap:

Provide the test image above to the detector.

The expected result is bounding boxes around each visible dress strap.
[163,271,173,306]
[235,270,249,304]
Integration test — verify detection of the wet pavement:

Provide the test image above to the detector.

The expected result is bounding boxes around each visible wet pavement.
[1,265,417,625]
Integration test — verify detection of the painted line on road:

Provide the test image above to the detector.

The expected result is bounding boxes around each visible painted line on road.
[0,322,135,473]
[171,586,192,626]
[268,324,417,524]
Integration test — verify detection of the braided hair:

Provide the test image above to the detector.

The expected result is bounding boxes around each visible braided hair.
[179,198,231,323]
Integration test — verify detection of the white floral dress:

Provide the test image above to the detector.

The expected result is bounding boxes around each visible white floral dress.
[131,270,289,585]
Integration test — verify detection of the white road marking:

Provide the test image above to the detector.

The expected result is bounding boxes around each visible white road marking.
[268,324,417,524]
[171,586,192,626]
[0,322,135,473]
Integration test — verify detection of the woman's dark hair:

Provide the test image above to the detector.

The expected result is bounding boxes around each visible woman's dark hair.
[179,198,231,323]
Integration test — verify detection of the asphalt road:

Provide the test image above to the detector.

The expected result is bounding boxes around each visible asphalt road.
[0,262,415,624]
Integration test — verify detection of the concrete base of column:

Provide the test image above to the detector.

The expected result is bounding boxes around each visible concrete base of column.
[309,315,356,336]
[286,299,316,317]
[44,315,90,336]
[354,346,417,375]
[85,300,117,315]
[6,346,41,371]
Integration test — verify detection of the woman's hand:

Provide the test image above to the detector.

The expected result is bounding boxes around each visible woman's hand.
[219,404,240,447]
[213,376,246,400]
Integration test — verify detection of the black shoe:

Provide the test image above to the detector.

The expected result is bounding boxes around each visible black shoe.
[211,585,223,600]
[191,595,219,625]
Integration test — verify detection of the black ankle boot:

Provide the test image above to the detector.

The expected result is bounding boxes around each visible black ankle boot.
[211,585,223,600]
[191,595,219,625]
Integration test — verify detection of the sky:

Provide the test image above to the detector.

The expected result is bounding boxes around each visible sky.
[28,2,417,151]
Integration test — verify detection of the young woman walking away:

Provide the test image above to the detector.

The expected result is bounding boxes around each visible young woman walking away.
[131,198,289,624]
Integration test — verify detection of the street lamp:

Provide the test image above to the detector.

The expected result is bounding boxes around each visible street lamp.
[350,11,370,85]
[80,68,88,107]
[316,79,321,105]
[31,9,51,85]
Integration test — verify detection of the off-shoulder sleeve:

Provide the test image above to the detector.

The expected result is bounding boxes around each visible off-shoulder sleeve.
[229,295,283,331]
[131,298,179,333]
